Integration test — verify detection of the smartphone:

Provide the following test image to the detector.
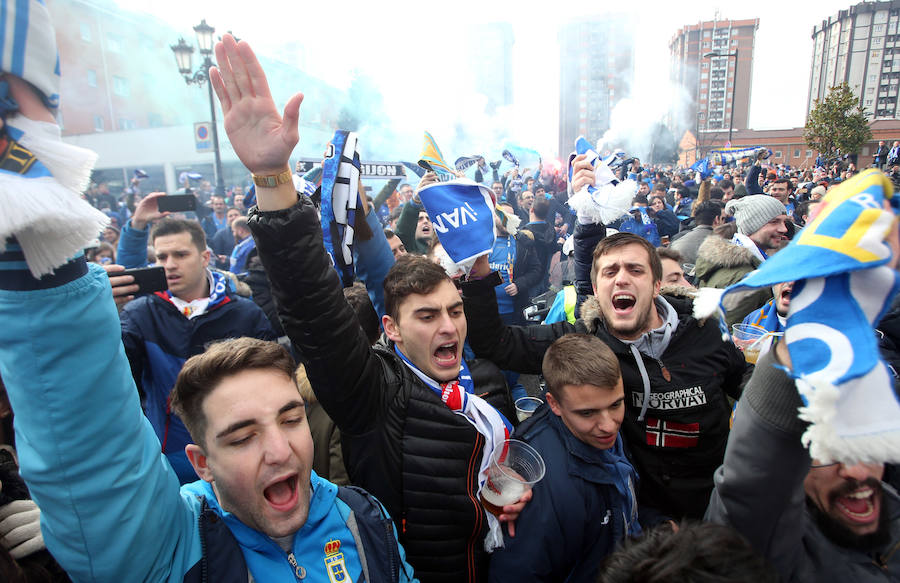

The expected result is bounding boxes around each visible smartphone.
[116,266,168,295]
[157,194,197,213]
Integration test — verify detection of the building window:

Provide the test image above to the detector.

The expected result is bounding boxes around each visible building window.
[867,99,874,106]
[794,149,801,157]
[806,150,813,157]
[774,151,783,158]
[112,76,129,97]
[702,41,710,48]
[106,34,122,53]
[87,69,97,87]
[118,118,136,130]
[80,23,91,42]
[93,116,104,132]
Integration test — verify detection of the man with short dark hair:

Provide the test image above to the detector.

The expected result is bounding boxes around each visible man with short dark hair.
[523,197,560,296]
[210,38,527,583]
[211,206,242,269]
[119,196,276,483]
[201,194,228,239]
[718,178,735,201]
[488,334,640,582]
[229,215,255,275]
[600,522,777,583]
[768,177,795,215]
[875,140,889,169]
[671,200,724,264]
[384,228,407,259]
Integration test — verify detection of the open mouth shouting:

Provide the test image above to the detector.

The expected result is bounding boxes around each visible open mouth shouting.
[433,341,459,369]
[834,485,880,525]
[263,473,300,513]
[611,293,637,314]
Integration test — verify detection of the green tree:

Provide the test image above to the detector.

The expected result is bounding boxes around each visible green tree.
[804,82,872,160]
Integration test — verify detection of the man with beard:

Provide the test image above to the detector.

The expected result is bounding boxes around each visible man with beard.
[706,339,900,580]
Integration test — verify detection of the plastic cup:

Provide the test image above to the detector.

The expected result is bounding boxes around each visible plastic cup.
[515,396,543,422]
[480,439,545,516]
[732,323,780,364]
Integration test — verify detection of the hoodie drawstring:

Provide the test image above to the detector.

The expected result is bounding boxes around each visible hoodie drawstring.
[630,344,652,422]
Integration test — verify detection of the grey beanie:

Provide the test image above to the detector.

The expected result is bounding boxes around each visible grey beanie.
[725,195,787,235]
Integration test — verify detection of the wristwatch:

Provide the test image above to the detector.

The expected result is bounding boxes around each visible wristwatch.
[251,169,292,188]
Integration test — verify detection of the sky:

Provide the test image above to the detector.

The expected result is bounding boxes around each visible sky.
[116,0,857,159]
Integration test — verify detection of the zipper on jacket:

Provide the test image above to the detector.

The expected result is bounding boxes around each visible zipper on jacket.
[465,432,485,583]
[287,552,306,580]
[656,358,671,382]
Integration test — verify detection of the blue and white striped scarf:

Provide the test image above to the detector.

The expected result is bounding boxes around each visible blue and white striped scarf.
[720,169,900,464]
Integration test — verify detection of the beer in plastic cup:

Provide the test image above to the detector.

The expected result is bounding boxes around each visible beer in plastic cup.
[731,323,781,364]
[480,439,545,516]
[514,396,543,422]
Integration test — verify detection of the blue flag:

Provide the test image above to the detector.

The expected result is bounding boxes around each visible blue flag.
[418,178,496,264]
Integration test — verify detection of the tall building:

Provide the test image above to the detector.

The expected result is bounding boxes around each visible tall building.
[808,1,900,120]
[669,18,758,141]
[558,17,635,157]
[465,23,514,115]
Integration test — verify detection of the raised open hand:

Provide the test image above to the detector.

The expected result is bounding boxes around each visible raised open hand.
[209,34,304,175]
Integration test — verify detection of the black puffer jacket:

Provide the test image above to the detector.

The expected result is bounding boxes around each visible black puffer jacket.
[248,198,510,583]
[461,280,746,519]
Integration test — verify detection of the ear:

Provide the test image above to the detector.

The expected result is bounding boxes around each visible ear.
[382,314,402,344]
[653,278,662,298]
[201,247,211,268]
[545,391,563,417]
[186,444,214,483]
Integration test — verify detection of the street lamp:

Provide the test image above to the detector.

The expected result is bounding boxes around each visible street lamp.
[703,49,739,147]
[171,19,225,197]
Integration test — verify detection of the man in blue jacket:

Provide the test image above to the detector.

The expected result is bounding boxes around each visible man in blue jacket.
[0,5,415,579]
[489,334,640,582]
[118,198,276,484]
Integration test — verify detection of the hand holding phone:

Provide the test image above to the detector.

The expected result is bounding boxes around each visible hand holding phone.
[157,194,198,213]
[131,192,171,231]
[105,265,167,307]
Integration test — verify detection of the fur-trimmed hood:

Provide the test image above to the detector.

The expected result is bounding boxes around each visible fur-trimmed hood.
[693,235,760,281]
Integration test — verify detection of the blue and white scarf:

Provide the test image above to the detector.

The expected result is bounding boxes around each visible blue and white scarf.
[320,130,362,287]
[501,149,519,168]
[719,169,900,464]
[565,136,635,225]
[454,155,482,173]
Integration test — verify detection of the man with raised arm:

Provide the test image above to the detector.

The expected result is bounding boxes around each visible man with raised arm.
[209,35,527,583]
[0,10,414,582]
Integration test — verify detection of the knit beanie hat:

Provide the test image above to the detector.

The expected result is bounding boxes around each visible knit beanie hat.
[725,195,787,236]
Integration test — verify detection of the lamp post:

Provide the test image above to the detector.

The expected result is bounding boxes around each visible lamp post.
[703,49,739,147]
[171,19,225,197]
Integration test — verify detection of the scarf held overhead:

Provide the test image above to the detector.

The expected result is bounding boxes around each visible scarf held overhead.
[319,129,362,288]
[720,169,900,464]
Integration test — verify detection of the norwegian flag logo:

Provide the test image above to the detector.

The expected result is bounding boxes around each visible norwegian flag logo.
[645,418,700,448]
